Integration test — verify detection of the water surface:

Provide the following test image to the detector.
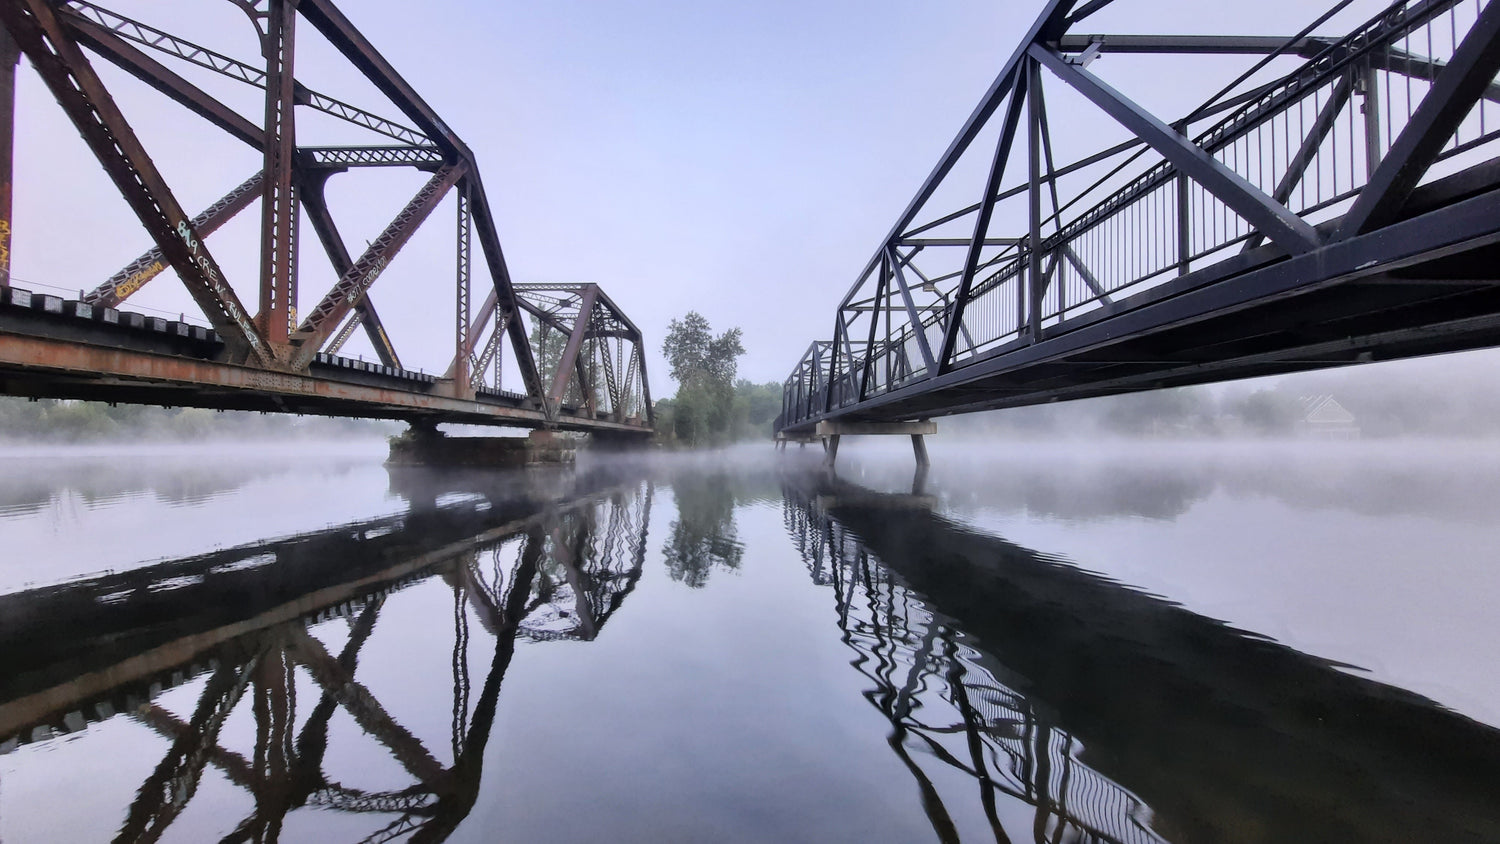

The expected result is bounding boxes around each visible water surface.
[1,441,1497,842]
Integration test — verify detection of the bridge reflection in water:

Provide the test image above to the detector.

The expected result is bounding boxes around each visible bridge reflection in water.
[783,472,1500,844]
[0,467,652,843]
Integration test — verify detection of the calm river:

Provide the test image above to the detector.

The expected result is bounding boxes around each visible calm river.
[1,439,1498,843]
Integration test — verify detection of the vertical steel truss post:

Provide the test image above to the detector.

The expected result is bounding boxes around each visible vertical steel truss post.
[1027,56,1044,343]
[0,19,16,289]
[454,181,471,390]
[259,0,298,348]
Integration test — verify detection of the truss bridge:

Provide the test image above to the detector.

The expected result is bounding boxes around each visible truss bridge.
[0,0,653,435]
[779,0,1500,436]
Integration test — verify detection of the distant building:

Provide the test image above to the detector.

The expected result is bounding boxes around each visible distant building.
[1298,394,1360,439]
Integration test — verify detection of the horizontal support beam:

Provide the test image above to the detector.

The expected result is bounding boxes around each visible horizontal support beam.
[815,419,937,436]
[1058,34,1314,54]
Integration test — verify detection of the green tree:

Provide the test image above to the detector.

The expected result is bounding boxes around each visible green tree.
[732,379,783,440]
[1235,388,1303,435]
[660,312,744,447]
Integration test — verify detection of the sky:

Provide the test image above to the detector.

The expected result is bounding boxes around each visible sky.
[10,0,1499,395]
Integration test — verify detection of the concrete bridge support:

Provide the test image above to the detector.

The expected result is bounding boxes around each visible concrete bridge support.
[814,419,935,471]
[386,425,575,468]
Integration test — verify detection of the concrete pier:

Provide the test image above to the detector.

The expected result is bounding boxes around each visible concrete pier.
[386,426,575,468]
[812,419,936,470]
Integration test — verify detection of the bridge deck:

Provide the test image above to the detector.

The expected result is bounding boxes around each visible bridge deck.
[783,165,1500,433]
[0,286,650,434]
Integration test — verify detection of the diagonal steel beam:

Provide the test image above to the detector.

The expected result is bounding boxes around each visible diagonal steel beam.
[285,626,448,786]
[1061,244,1111,304]
[939,71,1029,372]
[1336,0,1500,239]
[1,0,273,364]
[467,310,507,389]
[838,0,1080,313]
[1244,72,1354,251]
[291,161,465,369]
[1031,44,1321,257]
[549,284,598,408]
[84,172,263,308]
[298,173,401,368]
[446,288,497,379]
[115,656,257,844]
[887,246,936,374]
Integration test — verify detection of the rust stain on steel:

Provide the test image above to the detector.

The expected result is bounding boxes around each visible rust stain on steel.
[0,333,649,432]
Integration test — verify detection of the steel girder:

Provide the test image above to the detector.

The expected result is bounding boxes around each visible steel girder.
[780,0,1500,433]
[0,0,652,429]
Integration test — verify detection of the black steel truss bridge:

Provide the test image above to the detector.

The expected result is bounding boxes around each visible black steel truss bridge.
[779,0,1500,435]
[0,0,653,435]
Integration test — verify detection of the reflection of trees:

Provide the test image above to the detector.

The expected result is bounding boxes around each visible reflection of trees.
[662,473,743,588]
[0,480,653,842]
[0,455,369,517]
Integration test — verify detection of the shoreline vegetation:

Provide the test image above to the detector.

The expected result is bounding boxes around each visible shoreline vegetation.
[0,397,399,444]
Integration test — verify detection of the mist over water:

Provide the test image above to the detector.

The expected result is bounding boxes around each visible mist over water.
[0,439,1497,842]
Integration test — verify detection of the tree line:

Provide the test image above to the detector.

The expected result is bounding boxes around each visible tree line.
[653,311,781,447]
[945,360,1500,440]
[0,397,397,443]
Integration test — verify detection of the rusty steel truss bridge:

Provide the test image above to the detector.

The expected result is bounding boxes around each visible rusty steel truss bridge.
[779,0,1500,436]
[0,0,653,435]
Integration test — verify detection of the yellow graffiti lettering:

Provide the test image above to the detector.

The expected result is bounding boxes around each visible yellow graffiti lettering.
[113,261,165,301]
